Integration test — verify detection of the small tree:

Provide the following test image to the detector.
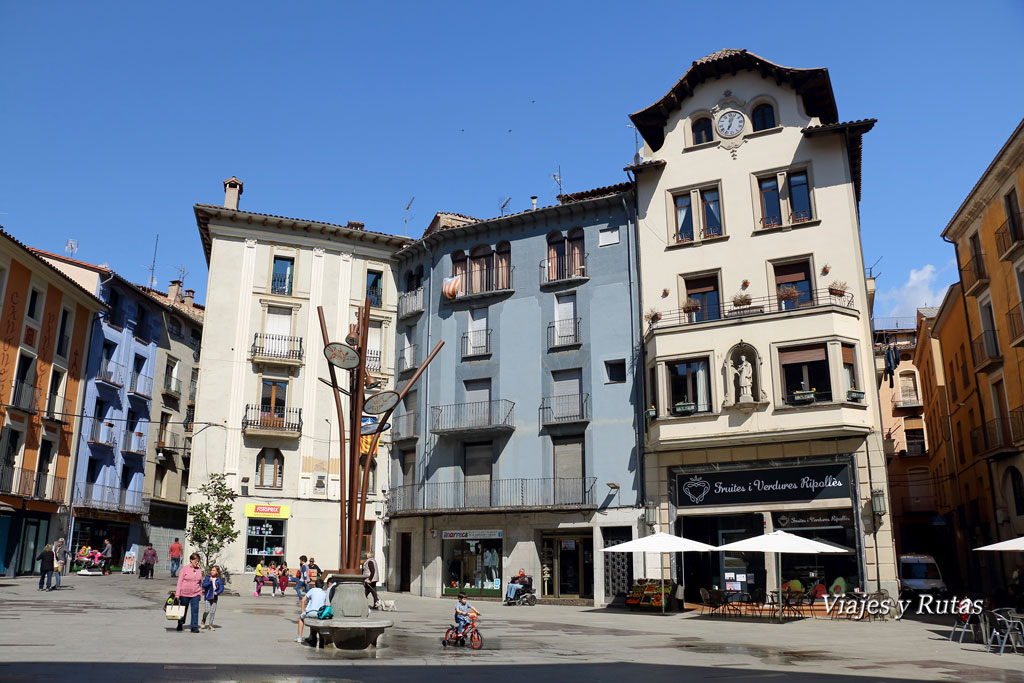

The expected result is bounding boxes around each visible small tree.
[186,473,239,574]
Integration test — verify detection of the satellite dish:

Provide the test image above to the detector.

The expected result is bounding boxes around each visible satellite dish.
[324,342,360,369]
[361,422,391,435]
[363,390,400,415]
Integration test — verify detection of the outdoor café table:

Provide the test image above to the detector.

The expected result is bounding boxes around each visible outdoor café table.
[768,590,806,620]
[829,591,866,620]
[721,590,744,616]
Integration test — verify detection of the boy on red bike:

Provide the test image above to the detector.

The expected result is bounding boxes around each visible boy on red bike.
[454,592,480,636]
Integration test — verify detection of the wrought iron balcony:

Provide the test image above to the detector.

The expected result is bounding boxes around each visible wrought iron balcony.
[96,360,125,388]
[270,272,293,296]
[398,287,424,319]
[0,465,65,501]
[648,287,856,330]
[996,213,1024,261]
[121,430,148,456]
[73,482,149,514]
[9,380,39,413]
[972,330,1002,372]
[430,399,515,435]
[444,265,514,300]
[163,376,182,398]
[157,430,182,452]
[539,254,589,286]
[366,349,382,372]
[87,420,117,448]
[366,284,383,308]
[242,404,302,437]
[184,406,195,433]
[904,439,927,457]
[1009,303,1024,348]
[539,393,591,426]
[189,380,197,402]
[127,372,153,400]
[387,476,597,515]
[397,344,418,374]
[461,329,492,358]
[960,255,988,297]
[251,333,304,365]
[971,418,1018,456]
[43,392,71,424]
[547,318,582,348]
[392,412,418,442]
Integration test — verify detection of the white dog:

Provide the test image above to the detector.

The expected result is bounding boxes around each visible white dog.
[378,599,397,612]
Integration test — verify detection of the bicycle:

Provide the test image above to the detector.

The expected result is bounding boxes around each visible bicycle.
[442,613,483,649]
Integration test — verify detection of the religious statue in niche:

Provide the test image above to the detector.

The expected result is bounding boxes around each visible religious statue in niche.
[727,343,762,406]
[733,355,754,403]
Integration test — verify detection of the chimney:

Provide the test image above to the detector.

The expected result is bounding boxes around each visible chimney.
[167,280,183,302]
[183,289,195,307]
[223,176,244,210]
[531,196,538,210]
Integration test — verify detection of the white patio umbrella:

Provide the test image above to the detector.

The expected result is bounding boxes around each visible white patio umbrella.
[715,530,851,620]
[601,532,715,613]
[975,536,1024,552]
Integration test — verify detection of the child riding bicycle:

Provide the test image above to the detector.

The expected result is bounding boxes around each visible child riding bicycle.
[454,592,480,636]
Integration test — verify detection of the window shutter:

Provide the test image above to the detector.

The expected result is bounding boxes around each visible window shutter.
[774,261,810,285]
[779,345,827,364]
[841,345,855,364]
[685,276,717,294]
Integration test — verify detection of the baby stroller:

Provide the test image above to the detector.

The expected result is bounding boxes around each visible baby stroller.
[505,575,537,606]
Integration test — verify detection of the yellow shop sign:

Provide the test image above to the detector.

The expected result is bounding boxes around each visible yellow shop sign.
[244,503,290,519]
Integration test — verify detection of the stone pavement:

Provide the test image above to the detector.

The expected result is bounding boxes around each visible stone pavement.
[1,572,1022,682]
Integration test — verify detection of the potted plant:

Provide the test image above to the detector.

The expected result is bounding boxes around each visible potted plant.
[645,308,662,323]
[846,386,866,402]
[682,297,702,314]
[673,401,697,415]
[792,388,816,403]
[821,264,831,276]
[645,405,657,419]
[732,292,752,307]
[828,280,849,297]
[777,285,800,301]
[741,279,750,288]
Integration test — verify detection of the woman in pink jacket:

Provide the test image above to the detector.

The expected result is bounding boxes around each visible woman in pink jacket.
[174,553,204,633]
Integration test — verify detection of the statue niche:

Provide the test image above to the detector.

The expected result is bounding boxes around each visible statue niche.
[727,343,761,406]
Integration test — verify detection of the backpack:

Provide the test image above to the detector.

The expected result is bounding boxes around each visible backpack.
[317,604,334,619]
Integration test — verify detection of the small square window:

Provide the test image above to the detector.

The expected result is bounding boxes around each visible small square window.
[599,227,620,247]
[605,360,626,383]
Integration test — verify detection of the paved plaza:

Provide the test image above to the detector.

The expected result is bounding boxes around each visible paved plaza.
[0,573,1022,682]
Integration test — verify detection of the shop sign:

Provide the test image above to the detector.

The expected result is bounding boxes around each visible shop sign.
[442,529,503,540]
[244,504,291,519]
[772,510,853,529]
[675,463,851,508]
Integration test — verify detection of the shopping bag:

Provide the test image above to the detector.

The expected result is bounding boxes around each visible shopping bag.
[165,598,185,621]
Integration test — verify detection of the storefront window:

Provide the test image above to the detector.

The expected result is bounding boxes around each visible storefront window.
[246,517,285,572]
[773,510,860,595]
[441,530,502,597]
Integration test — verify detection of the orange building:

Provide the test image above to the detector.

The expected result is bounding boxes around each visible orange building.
[940,118,1024,590]
[0,229,105,576]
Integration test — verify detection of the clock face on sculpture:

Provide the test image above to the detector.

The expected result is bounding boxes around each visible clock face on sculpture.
[324,342,360,369]
[716,110,745,138]
[363,390,400,414]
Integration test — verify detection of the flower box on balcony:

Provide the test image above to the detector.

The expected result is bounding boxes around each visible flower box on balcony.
[645,408,657,419]
[682,298,702,314]
[777,285,800,301]
[673,402,696,415]
[846,389,865,402]
[732,293,752,307]
[828,281,849,297]
[792,390,816,404]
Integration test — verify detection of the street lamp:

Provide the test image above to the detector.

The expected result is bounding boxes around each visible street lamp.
[871,488,887,526]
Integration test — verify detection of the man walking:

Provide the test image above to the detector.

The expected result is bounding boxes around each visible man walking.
[52,538,68,589]
[168,538,183,578]
[140,543,158,579]
[101,538,113,575]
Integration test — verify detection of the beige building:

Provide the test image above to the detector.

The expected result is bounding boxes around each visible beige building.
[189,178,410,576]
[630,50,897,599]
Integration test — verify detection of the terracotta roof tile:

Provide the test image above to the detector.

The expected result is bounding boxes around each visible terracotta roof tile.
[557,182,632,204]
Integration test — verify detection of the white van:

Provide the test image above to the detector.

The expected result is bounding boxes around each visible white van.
[899,554,947,595]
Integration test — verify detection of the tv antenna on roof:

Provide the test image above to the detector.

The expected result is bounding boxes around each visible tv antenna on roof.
[403,196,415,237]
[499,197,511,216]
[64,239,78,256]
[171,264,189,286]
[142,235,158,289]
[552,165,564,196]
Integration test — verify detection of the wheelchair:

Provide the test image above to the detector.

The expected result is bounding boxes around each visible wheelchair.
[504,575,537,606]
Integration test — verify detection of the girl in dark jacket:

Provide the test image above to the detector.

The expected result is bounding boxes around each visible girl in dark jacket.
[201,565,225,630]
[37,544,55,591]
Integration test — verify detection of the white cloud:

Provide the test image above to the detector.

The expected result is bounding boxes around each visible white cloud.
[876,262,952,320]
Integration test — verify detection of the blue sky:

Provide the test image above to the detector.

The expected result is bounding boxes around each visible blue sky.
[2,2,1023,315]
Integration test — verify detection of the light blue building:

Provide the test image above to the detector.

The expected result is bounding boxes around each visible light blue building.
[386,186,643,604]
[40,256,162,562]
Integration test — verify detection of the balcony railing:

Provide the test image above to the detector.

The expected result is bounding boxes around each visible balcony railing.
[270,272,293,295]
[387,476,597,515]
[972,330,1002,371]
[392,412,419,441]
[157,430,181,451]
[971,417,1018,456]
[96,360,125,387]
[366,284,383,308]
[996,213,1024,260]
[397,344,418,374]
[960,255,988,296]
[1009,303,1024,348]
[0,465,65,501]
[184,406,195,433]
[73,482,149,514]
[893,389,923,409]
[902,495,937,513]
[189,380,197,402]
[540,393,591,425]
[128,372,153,399]
[242,404,302,435]
[366,349,382,372]
[430,399,515,434]
[398,287,424,319]
[163,376,182,397]
[43,392,71,423]
[649,287,856,330]
[548,318,582,348]
[121,430,148,455]
[251,333,304,363]
[87,420,117,448]
[461,329,492,358]
[539,254,589,286]
[446,265,514,299]
[9,380,39,413]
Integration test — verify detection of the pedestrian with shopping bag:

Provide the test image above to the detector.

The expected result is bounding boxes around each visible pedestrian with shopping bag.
[174,553,204,633]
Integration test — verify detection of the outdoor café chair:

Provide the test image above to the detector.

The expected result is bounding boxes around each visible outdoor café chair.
[951,611,981,643]
[699,587,723,617]
[981,610,1024,655]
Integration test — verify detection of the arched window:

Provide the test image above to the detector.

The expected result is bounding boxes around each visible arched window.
[469,245,493,294]
[255,448,283,489]
[692,117,713,145]
[1010,467,1024,516]
[752,103,776,132]
[495,242,511,290]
